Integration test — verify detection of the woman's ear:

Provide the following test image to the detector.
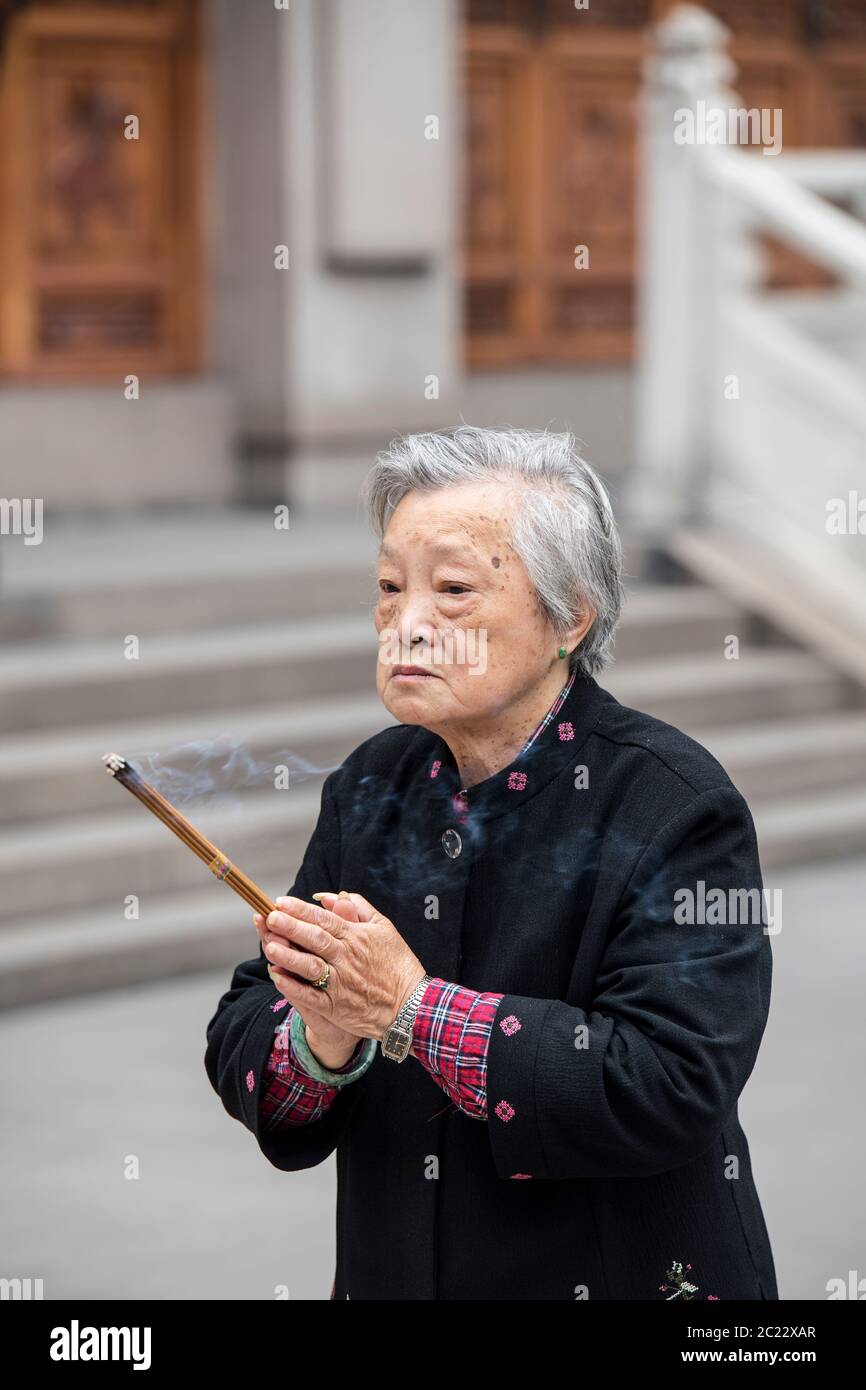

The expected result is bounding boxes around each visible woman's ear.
[566,602,597,653]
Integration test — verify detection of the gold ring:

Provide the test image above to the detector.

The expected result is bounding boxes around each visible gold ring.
[314,963,331,990]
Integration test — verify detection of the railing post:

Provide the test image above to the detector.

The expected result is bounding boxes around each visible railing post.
[631,5,736,534]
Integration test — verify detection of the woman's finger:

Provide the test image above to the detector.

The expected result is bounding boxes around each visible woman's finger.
[266,909,338,959]
[311,894,355,922]
[341,892,377,923]
[275,895,350,941]
[267,967,310,1014]
[264,937,329,984]
[270,972,335,1023]
[267,959,334,1019]
[315,891,360,923]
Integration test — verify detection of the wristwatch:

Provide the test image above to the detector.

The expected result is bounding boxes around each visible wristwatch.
[381,973,432,1062]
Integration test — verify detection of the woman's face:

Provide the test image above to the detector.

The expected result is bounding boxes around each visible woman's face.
[374,481,584,732]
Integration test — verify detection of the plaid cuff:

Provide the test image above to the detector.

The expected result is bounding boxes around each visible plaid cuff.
[412,977,503,1120]
[259,1002,365,1129]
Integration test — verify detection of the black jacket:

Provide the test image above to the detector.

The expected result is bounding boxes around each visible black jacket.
[205,673,779,1301]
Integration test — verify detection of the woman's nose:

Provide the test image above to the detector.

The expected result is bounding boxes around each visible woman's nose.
[386,593,437,639]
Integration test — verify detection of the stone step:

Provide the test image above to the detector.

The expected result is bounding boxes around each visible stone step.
[0,692,395,824]
[0,503,651,645]
[4,666,859,833]
[1,782,864,1008]
[0,645,856,919]
[0,886,254,1010]
[606,649,853,729]
[3,689,862,927]
[615,585,747,661]
[0,543,739,650]
[0,613,379,733]
[701,711,866,801]
[5,690,863,834]
[754,786,866,869]
[0,585,757,736]
[0,559,377,644]
[0,507,379,642]
[0,785,322,924]
[0,588,748,819]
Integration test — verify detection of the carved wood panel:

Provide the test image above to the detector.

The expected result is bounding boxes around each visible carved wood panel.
[813,48,866,147]
[464,0,866,366]
[0,0,201,378]
[464,31,534,364]
[538,46,640,361]
[464,21,642,366]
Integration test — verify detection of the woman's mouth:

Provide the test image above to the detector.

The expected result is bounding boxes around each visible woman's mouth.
[390,665,441,681]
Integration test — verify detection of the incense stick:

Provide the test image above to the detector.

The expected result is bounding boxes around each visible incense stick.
[102,753,298,953]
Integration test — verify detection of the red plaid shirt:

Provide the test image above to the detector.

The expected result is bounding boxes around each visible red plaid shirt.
[259,667,576,1130]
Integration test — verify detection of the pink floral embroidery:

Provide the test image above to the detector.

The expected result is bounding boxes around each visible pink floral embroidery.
[494,1099,515,1123]
[430,760,442,778]
[557,721,575,741]
[507,771,527,791]
[270,997,289,1012]
[658,1259,718,1301]
[499,1014,522,1036]
[245,1069,255,1093]
[510,1173,533,1180]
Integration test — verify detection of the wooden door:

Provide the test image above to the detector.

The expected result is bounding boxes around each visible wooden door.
[0,0,203,379]
[464,1,648,368]
[463,0,866,367]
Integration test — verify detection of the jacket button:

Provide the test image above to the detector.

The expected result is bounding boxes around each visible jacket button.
[441,828,462,858]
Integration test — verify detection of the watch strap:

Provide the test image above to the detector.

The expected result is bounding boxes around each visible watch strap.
[381,973,432,1059]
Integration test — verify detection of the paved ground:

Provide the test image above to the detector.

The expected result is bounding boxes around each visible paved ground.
[1,854,864,1301]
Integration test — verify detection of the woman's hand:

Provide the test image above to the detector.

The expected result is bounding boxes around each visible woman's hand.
[261,891,427,1042]
[254,894,363,1071]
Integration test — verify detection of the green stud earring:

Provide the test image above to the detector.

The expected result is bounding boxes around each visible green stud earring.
[558,647,567,659]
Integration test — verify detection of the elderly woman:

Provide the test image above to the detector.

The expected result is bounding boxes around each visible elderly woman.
[205,426,778,1302]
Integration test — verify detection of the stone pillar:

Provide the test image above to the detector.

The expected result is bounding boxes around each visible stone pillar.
[212,0,292,498]
[252,0,462,509]
[631,4,738,534]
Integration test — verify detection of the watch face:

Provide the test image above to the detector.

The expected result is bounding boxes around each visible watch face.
[382,1023,412,1062]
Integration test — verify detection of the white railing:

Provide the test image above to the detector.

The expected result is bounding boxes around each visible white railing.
[632,4,866,648]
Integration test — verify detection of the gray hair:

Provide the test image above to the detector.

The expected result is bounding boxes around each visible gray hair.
[361,425,624,677]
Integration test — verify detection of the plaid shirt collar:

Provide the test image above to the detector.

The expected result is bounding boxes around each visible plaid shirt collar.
[516,663,578,761]
[424,665,608,827]
[454,664,577,792]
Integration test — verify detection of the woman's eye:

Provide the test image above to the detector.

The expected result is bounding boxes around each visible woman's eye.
[377,580,469,596]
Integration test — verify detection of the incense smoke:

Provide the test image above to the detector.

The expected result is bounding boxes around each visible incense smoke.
[128,735,341,810]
